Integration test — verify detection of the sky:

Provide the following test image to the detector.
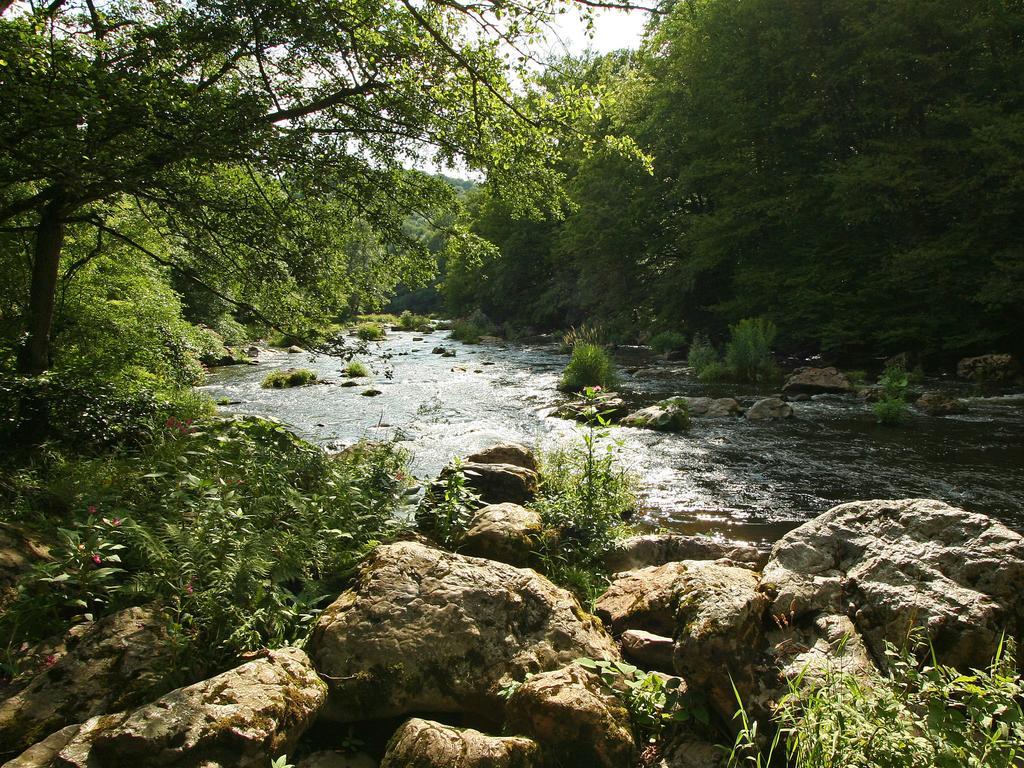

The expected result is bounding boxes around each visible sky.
[540,6,651,57]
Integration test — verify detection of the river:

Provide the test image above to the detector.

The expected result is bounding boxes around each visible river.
[202,328,1024,545]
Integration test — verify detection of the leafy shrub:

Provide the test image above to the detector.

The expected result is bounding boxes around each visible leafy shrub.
[450,309,492,344]
[724,317,778,383]
[532,404,637,605]
[687,334,720,375]
[261,368,317,388]
[559,343,618,393]
[649,330,687,355]
[0,417,411,674]
[728,633,1024,768]
[397,310,430,331]
[873,363,909,425]
[845,369,868,386]
[356,322,385,341]
[343,361,370,378]
[416,458,481,549]
[560,324,606,353]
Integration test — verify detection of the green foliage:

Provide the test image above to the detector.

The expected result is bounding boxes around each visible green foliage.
[687,335,720,376]
[649,330,687,355]
[559,343,618,393]
[561,324,606,354]
[846,370,868,386]
[343,361,370,378]
[1,417,411,672]
[397,310,430,331]
[697,361,734,384]
[576,657,707,744]
[417,458,481,549]
[728,634,1024,768]
[261,369,317,389]
[532,400,637,605]
[874,363,909,426]
[355,323,386,342]
[724,318,778,384]
[450,309,493,344]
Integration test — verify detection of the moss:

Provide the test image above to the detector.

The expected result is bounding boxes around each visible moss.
[261,368,317,388]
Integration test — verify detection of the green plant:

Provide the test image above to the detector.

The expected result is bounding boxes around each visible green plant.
[356,322,386,341]
[559,343,618,393]
[697,361,733,383]
[344,361,370,378]
[261,369,317,388]
[649,330,687,355]
[687,334,720,376]
[874,363,909,425]
[418,458,480,549]
[845,369,868,386]
[728,633,1024,768]
[560,324,606,353]
[577,657,706,744]
[270,757,294,768]
[397,310,429,331]
[724,318,778,383]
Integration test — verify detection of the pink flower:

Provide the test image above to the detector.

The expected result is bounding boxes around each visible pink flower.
[185,582,194,595]
[44,655,57,667]
[592,385,603,392]
[91,554,101,565]
[87,505,97,515]
[110,518,121,527]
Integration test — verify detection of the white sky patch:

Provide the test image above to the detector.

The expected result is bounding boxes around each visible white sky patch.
[539,5,650,57]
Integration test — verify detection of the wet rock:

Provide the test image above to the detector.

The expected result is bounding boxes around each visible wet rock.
[297,752,377,768]
[957,353,1019,383]
[761,498,1024,671]
[452,461,539,506]
[0,606,177,754]
[622,399,690,432]
[914,391,968,416]
[431,346,447,354]
[671,563,767,722]
[308,541,618,724]
[620,629,675,671]
[504,664,635,768]
[782,367,853,395]
[461,503,542,566]
[766,612,876,685]
[554,395,629,424]
[361,389,382,397]
[288,345,304,354]
[340,380,358,387]
[745,397,793,421]
[380,718,538,768]
[681,397,742,418]
[465,442,538,472]
[603,534,765,573]
[19,647,325,768]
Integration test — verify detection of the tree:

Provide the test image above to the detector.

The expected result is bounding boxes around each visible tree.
[0,0,620,374]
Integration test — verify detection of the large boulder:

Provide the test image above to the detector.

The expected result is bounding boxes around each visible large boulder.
[914,391,968,416]
[465,442,538,472]
[380,718,538,768]
[680,397,742,418]
[622,400,690,432]
[460,503,542,566]
[553,395,629,424]
[670,563,768,723]
[956,353,1019,383]
[596,562,709,637]
[603,535,765,575]
[297,753,376,768]
[745,398,793,421]
[504,664,635,768]
[761,499,1024,671]
[308,541,618,724]
[620,630,675,671]
[11,647,325,768]
[782,367,852,395]
[766,612,876,685]
[0,606,177,754]
[447,462,539,506]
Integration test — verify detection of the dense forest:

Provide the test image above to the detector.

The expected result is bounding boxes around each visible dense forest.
[444,0,1024,363]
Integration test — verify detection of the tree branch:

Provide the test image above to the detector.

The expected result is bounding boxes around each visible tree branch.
[261,81,382,124]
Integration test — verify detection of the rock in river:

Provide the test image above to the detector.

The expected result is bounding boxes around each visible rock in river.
[745,397,793,421]
[782,366,853,395]
[381,718,538,768]
[460,503,542,566]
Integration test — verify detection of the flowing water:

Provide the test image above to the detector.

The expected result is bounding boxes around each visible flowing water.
[202,329,1024,545]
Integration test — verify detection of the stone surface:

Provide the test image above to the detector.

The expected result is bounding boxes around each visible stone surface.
[460,503,542,566]
[670,563,768,722]
[603,535,765,573]
[451,461,539,506]
[0,523,48,590]
[554,395,629,424]
[658,739,726,768]
[596,562,707,637]
[761,498,1024,670]
[0,606,177,754]
[782,367,853,395]
[309,541,618,723]
[680,397,742,418]
[622,399,690,432]
[620,629,675,672]
[766,612,876,684]
[504,664,635,768]
[17,647,325,768]
[465,442,538,472]
[380,718,538,768]
[745,397,793,421]
[914,391,968,416]
[288,345,304,353]
[956,353,1019,383]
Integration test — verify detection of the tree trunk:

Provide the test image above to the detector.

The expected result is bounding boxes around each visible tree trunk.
[16,199,66,376]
